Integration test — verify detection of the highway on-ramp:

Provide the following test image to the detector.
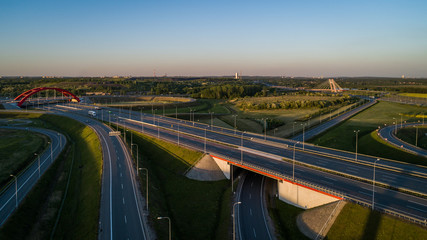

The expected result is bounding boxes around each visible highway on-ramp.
[0,126,65,226]
[46,109,148,240]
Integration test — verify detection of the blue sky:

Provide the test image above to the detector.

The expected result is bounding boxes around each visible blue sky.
[1,0,426,77]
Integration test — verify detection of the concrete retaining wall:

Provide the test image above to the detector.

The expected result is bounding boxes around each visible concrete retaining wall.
[278,180,340,209]
[211,155,231,179]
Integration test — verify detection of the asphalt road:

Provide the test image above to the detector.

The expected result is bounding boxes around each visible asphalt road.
[46,109,148,240]
[0,126,65,226]
[378,123,427,158]
[45,103,427,226]
[292,99,377,142]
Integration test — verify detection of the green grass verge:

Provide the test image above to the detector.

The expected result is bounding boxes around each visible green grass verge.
[0,129,47,188]
[327,202,427,239]
[0,112,102,240]
[0,104,4,109]
[310,101,427,165]
[125,130,231,240]
[396,126,427,150]
[268,195,309,240]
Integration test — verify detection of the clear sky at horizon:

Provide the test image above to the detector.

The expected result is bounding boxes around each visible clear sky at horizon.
[1,0,426,77]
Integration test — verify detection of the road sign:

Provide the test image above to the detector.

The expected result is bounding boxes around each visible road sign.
[109,131,121,136]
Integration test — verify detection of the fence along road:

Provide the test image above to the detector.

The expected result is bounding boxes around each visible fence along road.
[0,126,66,226]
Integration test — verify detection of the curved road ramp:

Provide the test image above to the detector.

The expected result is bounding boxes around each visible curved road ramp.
[0,127,66,226]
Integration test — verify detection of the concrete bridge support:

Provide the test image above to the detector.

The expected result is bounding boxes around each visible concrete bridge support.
[278,180,341,209]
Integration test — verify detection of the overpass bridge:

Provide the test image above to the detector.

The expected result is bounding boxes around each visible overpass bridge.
[45,102,427,227]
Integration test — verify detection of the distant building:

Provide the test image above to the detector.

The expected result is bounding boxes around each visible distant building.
[235,72,239,79]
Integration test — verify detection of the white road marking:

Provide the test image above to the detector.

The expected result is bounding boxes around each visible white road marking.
[123,198,125,205]
[124,215,127,223]
[346,169,358,174]
[119,163,121,168]
[324,176,337,181]
[120,173,122,177]
[320,180,333,185]
[407,205,427,213]
[358,191,371,196]
[249,194,251,199]
[253,228,257,238]
[251,182,254,187]
[250,208,252,216]
[408,200,427,207]
[121,184,123,189]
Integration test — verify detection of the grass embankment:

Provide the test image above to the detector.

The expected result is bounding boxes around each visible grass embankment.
[327,203,427,239]
[0,104,4,109]
[268,195,308,240]
[310,101,427,165]
[0,112,102,240]
[399,93,427,98]
[396,126,427,150]
[0,129,47,188]
[125,130,231,240]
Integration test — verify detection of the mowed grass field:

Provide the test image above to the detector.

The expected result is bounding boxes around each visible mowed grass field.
[126,130,231,240]
[399,93,427,98]
[0,129,47,188]
[0,112,102,240]
[310,101,427,165]
[327,203,427,239]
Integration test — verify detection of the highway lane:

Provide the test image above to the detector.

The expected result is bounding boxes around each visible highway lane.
[88,109,427,223]
[50,103,427,223]
[292,99,377,142]
[42,107,147,240]
[238,173,272,240]
[378,123,427,158]
[0,127,65,226]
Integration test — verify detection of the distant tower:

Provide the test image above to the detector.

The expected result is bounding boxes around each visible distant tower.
[235,72,239,79]
[402,75,405,79]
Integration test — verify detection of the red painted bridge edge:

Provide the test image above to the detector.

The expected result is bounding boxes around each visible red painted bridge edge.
[211,154,342,200]
[14,87,80,107]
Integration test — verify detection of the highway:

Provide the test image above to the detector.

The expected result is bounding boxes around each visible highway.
[0,126,65,226]
[292,99,377,142]
[378,123,427,158]
[46,109,148,240]
[45,102,427,232]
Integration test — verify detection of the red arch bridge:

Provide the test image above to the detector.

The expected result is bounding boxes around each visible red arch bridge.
[14,87,80,107]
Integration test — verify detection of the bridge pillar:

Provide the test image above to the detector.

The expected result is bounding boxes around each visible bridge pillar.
[277,180,341,209]
[211,155,231,179]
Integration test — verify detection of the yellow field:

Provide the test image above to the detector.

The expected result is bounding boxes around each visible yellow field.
[399,93,427,98]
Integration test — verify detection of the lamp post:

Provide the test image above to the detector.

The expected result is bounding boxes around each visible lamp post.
[141,111,144,133]
[264,118,267,140]
[293,141,299,181]
[157,217,171,240]
[10,174,17,208]
[177,124,180,146]
[48,141,52,164]
[204,127,207,153]
[34,153,40,177]
[232,201,242,240]
[372,159,380,210]
[415,126,418,146]
[301,123,305,150]
[140,168,149,211]
[233,115,237,135]
[354,130,360,161]
[241,131,246,164]
[210,111,214,130]
[132,144,139,176]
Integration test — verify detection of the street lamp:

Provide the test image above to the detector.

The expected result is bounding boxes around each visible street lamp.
[293,141,299,181]
[140,168,149,211]
[354,130,360,161]
[10,174,17,208]
[233,115,237,135]
[372,159,380,210]
[204,127,208,153]
[132,144,139,176]
[241,131,246,164]
[157,217,171,240]
[141,111,144,133]
[34,153,40,177]
[232,201,242,240]
[210,111,214,130]
[301,123,305,150]
[177,124,180,146]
